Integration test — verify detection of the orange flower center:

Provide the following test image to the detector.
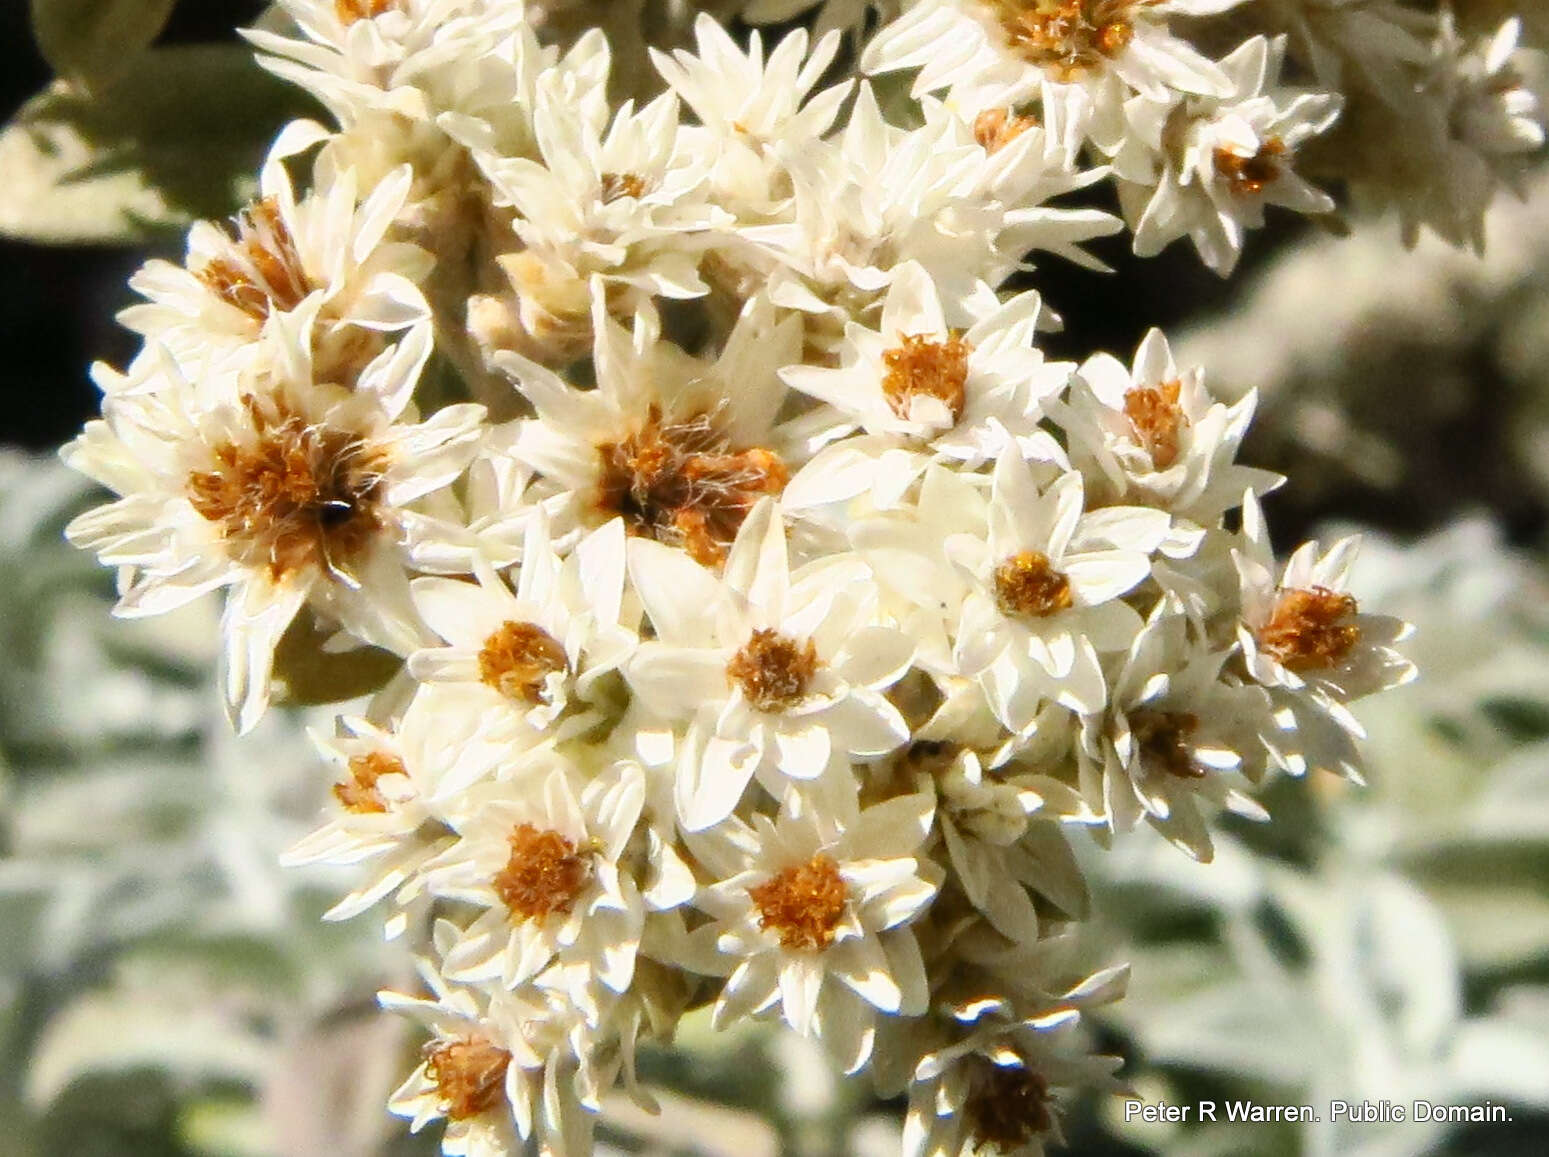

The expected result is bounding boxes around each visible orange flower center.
[965,1061,1054,1151]
[493,823,591,922]
[194,198,311,322]
[186,396,388,582]
[973,108,1039,153]
[882,333,971,423]
[1214,137,1286,196]
[1131,709,1202,779]
[727,629,820,713]
[333,750,405,813]
[1258,586,1361,672]
[600,172,649,203]
[595,406,787,567]
[1123,379,1187,468]
[477,621,568,705]
[994,551,1074,618]
[993,0,1155,81]
[425,1036,511,1120]
[749,854,848,951]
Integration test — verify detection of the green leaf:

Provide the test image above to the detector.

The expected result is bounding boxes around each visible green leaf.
[30,0,177,92]
[0,45,314,246]
[272,608,403,707]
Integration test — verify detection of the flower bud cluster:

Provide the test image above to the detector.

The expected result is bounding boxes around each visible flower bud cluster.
[58,0,1468,1153]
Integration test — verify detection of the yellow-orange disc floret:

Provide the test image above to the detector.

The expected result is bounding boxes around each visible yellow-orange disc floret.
[492,823,592,922]
[424,1037,511,1120]
[595,407,787,567]
[994,550,1075,618]
[333,750,406,813]
[727,629,820,713]
[1122,379,1188,468]
[881,332,971,423]
[1258,586,1361,672]
[186,396,389,582]
[749,854,849,951]
[477,621,569,705]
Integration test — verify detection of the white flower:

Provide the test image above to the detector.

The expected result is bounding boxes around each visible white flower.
[407,513,634,735]
[247,0,540,132]
[400,422,565,573]
[118,161,431,379]
[903,1001,1124,1157]
[62,311,484,731]
[1118,35,1343,275]
[919,96,1123,268]
[682,785,941,1071]
[1049,327,1281,522]
[742,86,1108,334]
[279,689,505,921]
[624,500,914,831]
[1234,491,1416,704]
[1263,0,1436,109]
[1076,603,1268,861]
[651,17,853,217]
[475,65,727,338]
[951,451,1169,724]
[383,937,613,1157]
[420,759,649,1021]
[1399,15,1547,251]
[863,0,1242,165]
[495,290,801,567]
[780,261,1071,462]
[1231,491,1416,780]
[907,740,1092,942]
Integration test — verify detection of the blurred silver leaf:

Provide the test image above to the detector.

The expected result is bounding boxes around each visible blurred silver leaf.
[29,0,177,92]
[0,45,311,245]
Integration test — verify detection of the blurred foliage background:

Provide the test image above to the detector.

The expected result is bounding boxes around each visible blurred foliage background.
[4,3,1549,1156]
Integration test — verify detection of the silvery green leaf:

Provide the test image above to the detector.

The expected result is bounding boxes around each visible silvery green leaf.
[1351,874,1462,1056]
[0,46,310,245]
[29,0,177,92]
[1424,879,1549,972]
[1449,1013,1549,1108]
[1124,977,1319,1082]
[24,987,273,1108]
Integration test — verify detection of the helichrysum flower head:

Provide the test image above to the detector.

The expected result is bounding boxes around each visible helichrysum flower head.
[63,312,484,731]
[54,1,1445,1151]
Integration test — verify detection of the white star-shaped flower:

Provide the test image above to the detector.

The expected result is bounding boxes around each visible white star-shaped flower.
[950,450,1170,724]
[623,500,914,831]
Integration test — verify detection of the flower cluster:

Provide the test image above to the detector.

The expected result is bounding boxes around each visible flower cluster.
[61,0,1506,1153]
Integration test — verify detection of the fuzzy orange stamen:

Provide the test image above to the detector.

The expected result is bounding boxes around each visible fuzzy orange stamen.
[1258,586,1360,671]
[749,854,848,951]
[994,551,1074,618]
